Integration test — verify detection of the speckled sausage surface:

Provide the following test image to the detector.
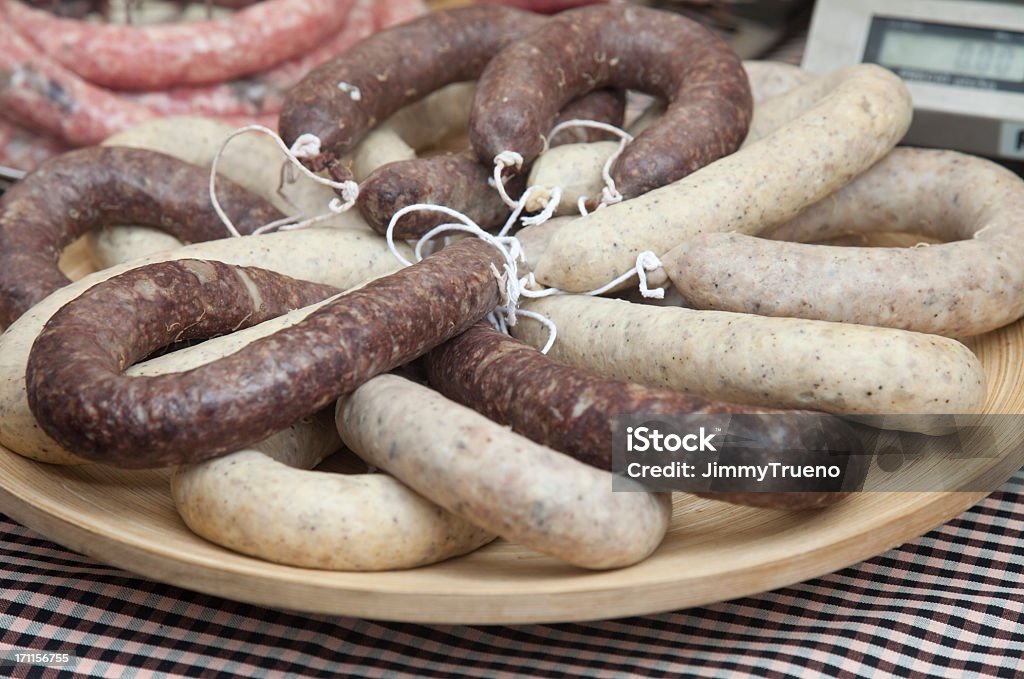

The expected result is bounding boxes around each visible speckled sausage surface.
[336,374,673,569]
[0,228,411,466]
[279,5,547,174]
[25,238,503,468]
[172,408,495,571]
[24,259,340,464]
[529,64,911,292]
[510,295,987,421]
[469,4,752,199]
[0,13,281,145]
[0,145,283,328]
[663,148,1024,337]
[525,141,619,217]
[356,89,626,237]
[425,323,868,509]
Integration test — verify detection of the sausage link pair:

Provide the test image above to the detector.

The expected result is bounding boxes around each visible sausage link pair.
[0,21,154,146]
[426,324,868,509]
[510,295,987,424]
[124,0,383,119]
[469,4,753,200]
[662,148,1024,337]
[336,374,673,570]
[26,238,504,467]
[0,145,283,328]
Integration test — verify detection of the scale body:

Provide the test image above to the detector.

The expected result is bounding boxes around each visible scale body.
[802,0,1024,164]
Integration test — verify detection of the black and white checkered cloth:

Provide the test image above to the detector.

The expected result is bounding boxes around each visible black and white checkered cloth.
[2,468,1021,678]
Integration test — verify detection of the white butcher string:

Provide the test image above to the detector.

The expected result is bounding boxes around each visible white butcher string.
[208,125,359,238]
[384,118,661,351]
[488,119,633,222]
[541,118,634,214]
[384,204,664,354]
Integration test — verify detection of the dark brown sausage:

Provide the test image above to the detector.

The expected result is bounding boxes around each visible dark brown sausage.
[278,5,548,176]
[356,151,526,240]
[469,4,753,199]
[0,145,284,328]
[0,146,274,278]
[26,238,505,468]
[356,89,626,239]
[425,324,868,509]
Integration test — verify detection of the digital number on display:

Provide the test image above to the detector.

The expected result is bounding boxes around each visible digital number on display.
[864,17,1024,92]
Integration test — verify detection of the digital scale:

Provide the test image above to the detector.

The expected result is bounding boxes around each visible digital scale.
[802,0,1024,165]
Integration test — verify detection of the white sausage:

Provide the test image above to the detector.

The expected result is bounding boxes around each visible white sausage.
[336,374,673,570]
[510,295,987,422]
[525,141,619,217]
[662,148,1024,337]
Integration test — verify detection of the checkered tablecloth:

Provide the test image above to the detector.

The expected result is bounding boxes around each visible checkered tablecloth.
[2,469,1021,678]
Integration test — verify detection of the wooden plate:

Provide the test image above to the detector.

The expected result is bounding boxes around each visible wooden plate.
[1,243,1023,624]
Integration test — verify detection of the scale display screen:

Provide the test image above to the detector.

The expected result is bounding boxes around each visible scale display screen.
[864,17,1024,92]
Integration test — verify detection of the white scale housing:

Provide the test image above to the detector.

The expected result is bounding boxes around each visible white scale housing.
[802,0,1024,163]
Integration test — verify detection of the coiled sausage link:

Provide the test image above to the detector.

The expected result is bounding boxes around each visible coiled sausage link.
[662,148,1024,337]
[0,145,283,328]
[279,5,548,175]
[26,238,504,468]
[469,4,753,200]
[1,228,409,465]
